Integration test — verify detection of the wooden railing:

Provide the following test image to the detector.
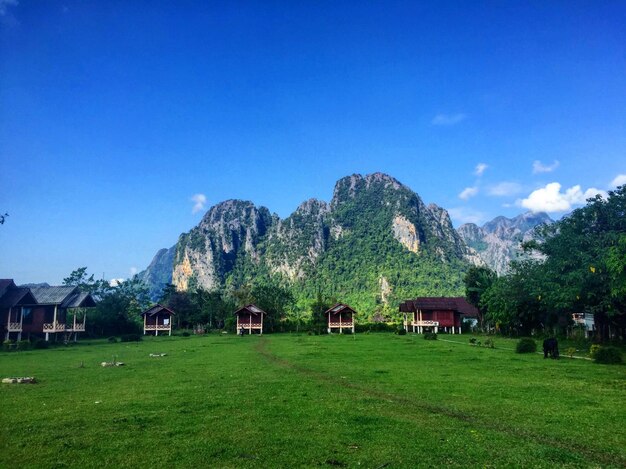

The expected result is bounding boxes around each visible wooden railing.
[407,320,439,327]
[43,322,66,332]
[8,322,22,332]
[328,322,353,327]
[144,324,172,331]
[67,323,86,332]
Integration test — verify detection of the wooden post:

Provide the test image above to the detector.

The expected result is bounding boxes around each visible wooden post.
[260,313,263,335]
[143,314,147,335]
[249,313,252,335]
[236,313,239,333]
[339,312,342,334]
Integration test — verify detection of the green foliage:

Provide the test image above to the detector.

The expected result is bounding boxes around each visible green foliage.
[120,334,142,342]
[464,266,496,329]
[396,327,407,335]
[483,338,495,349]
[516,338,537,354]
[2,340,14,351]
[565,347,576,358]
[593,346,623,364]
[423,332,437,340]
[107,336,118,343]
[589,344,601,359]
[469,337,477,345]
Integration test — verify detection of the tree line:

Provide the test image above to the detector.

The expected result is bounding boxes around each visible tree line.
[464,186,626,342]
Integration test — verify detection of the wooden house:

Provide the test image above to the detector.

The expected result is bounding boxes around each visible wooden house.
[28,286,96,342]
[399,297,478,334]
[234,304,265,335]
[325,303,356,333]
[1,279,37,341]
[141,304,175,336]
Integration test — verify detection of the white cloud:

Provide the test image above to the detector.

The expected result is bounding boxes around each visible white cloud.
[447,207,486,225]
[610,174,626,188]
[432,113,467,126]
[110,278,125,287]
[0,0,18,16]
[458,187,479,200]
[487,182,523,197]
[191,193,207,214]
[474,163,488,176]
[518,182,608,213]
[532,160,560,174]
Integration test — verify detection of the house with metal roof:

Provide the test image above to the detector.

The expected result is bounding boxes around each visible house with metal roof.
[399,297,478,334]
[141,304,175,336]
[234,304,266,335]
[26,285,96,342]
[325,303,356,334]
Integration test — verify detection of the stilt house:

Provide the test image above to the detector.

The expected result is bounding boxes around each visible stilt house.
[325,303,356,333]
[399,297,478,334]
[141,304,175,336]
[234,304,265,334]
[1,280,37,341]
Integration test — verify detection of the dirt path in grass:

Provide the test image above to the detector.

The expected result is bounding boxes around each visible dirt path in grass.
[255,337,624,468]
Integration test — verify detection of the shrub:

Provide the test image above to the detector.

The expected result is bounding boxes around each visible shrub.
[469,337,477,345]
[107,336,118,343]
[3,340,15,351]
[565,347,576,358]
[589,344,601,359]
[120,334,142,342]
[515,338,537,354]
[424,332,437,340]
[483,338,495,349]
[16,340,31,351]
[33,339,49,349]
[182,331,190,337]
[593,346,623,365]
[396,327,407,336]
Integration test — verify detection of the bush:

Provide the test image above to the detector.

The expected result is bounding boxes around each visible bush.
[515,338,537,354]
[589,344,601,359]
[33,339,49,349]
[3,340,15,351]
[16,340,31,351]
[182,331,190,337]
[469,337,477,345]
[120,334,142,342]
[396,327,407,336]
[483,338,495,349]
[424,332,437,340]
[565,347,576,358]
[593,346,623,364]
[356,322,398,333]
[107,336,118,343]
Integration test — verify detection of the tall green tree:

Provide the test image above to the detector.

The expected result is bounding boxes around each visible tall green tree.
[464,266,496,330]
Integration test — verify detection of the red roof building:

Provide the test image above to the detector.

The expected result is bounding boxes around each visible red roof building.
[325,303,356,334]
[399,297,478,334]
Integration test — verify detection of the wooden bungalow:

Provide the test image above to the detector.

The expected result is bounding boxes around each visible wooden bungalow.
[28,285,96,342]
[325,303,356,334]
[234,304,265,335]
[141,304,175,336]
[399,297,478,334]
[0,279,37,341]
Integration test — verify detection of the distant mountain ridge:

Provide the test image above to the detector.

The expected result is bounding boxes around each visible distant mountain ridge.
[457,212,553,275]
[138,173,551,316]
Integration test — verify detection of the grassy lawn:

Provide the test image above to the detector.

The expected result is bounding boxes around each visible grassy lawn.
[1,334,624,468]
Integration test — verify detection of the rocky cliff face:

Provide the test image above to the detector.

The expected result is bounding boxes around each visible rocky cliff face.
[457,212,553,275]
[140,173,535,312]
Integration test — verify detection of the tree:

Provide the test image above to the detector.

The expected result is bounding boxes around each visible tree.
[464,266,496,330]
[523,186,626,341]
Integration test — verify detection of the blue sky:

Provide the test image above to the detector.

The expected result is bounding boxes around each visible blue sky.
[1,1,625,285]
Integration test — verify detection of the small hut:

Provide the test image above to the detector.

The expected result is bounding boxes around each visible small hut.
[141,304,175,336]
[234,304,266,335]
[325,303,356,334]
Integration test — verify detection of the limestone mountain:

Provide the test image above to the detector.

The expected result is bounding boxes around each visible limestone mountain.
[139,172,503,317]
[457,212,553,275]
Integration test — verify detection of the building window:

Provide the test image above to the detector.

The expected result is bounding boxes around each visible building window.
[22,308,33,324]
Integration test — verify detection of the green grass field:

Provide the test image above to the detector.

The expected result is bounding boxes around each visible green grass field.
[1,334,624,468]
